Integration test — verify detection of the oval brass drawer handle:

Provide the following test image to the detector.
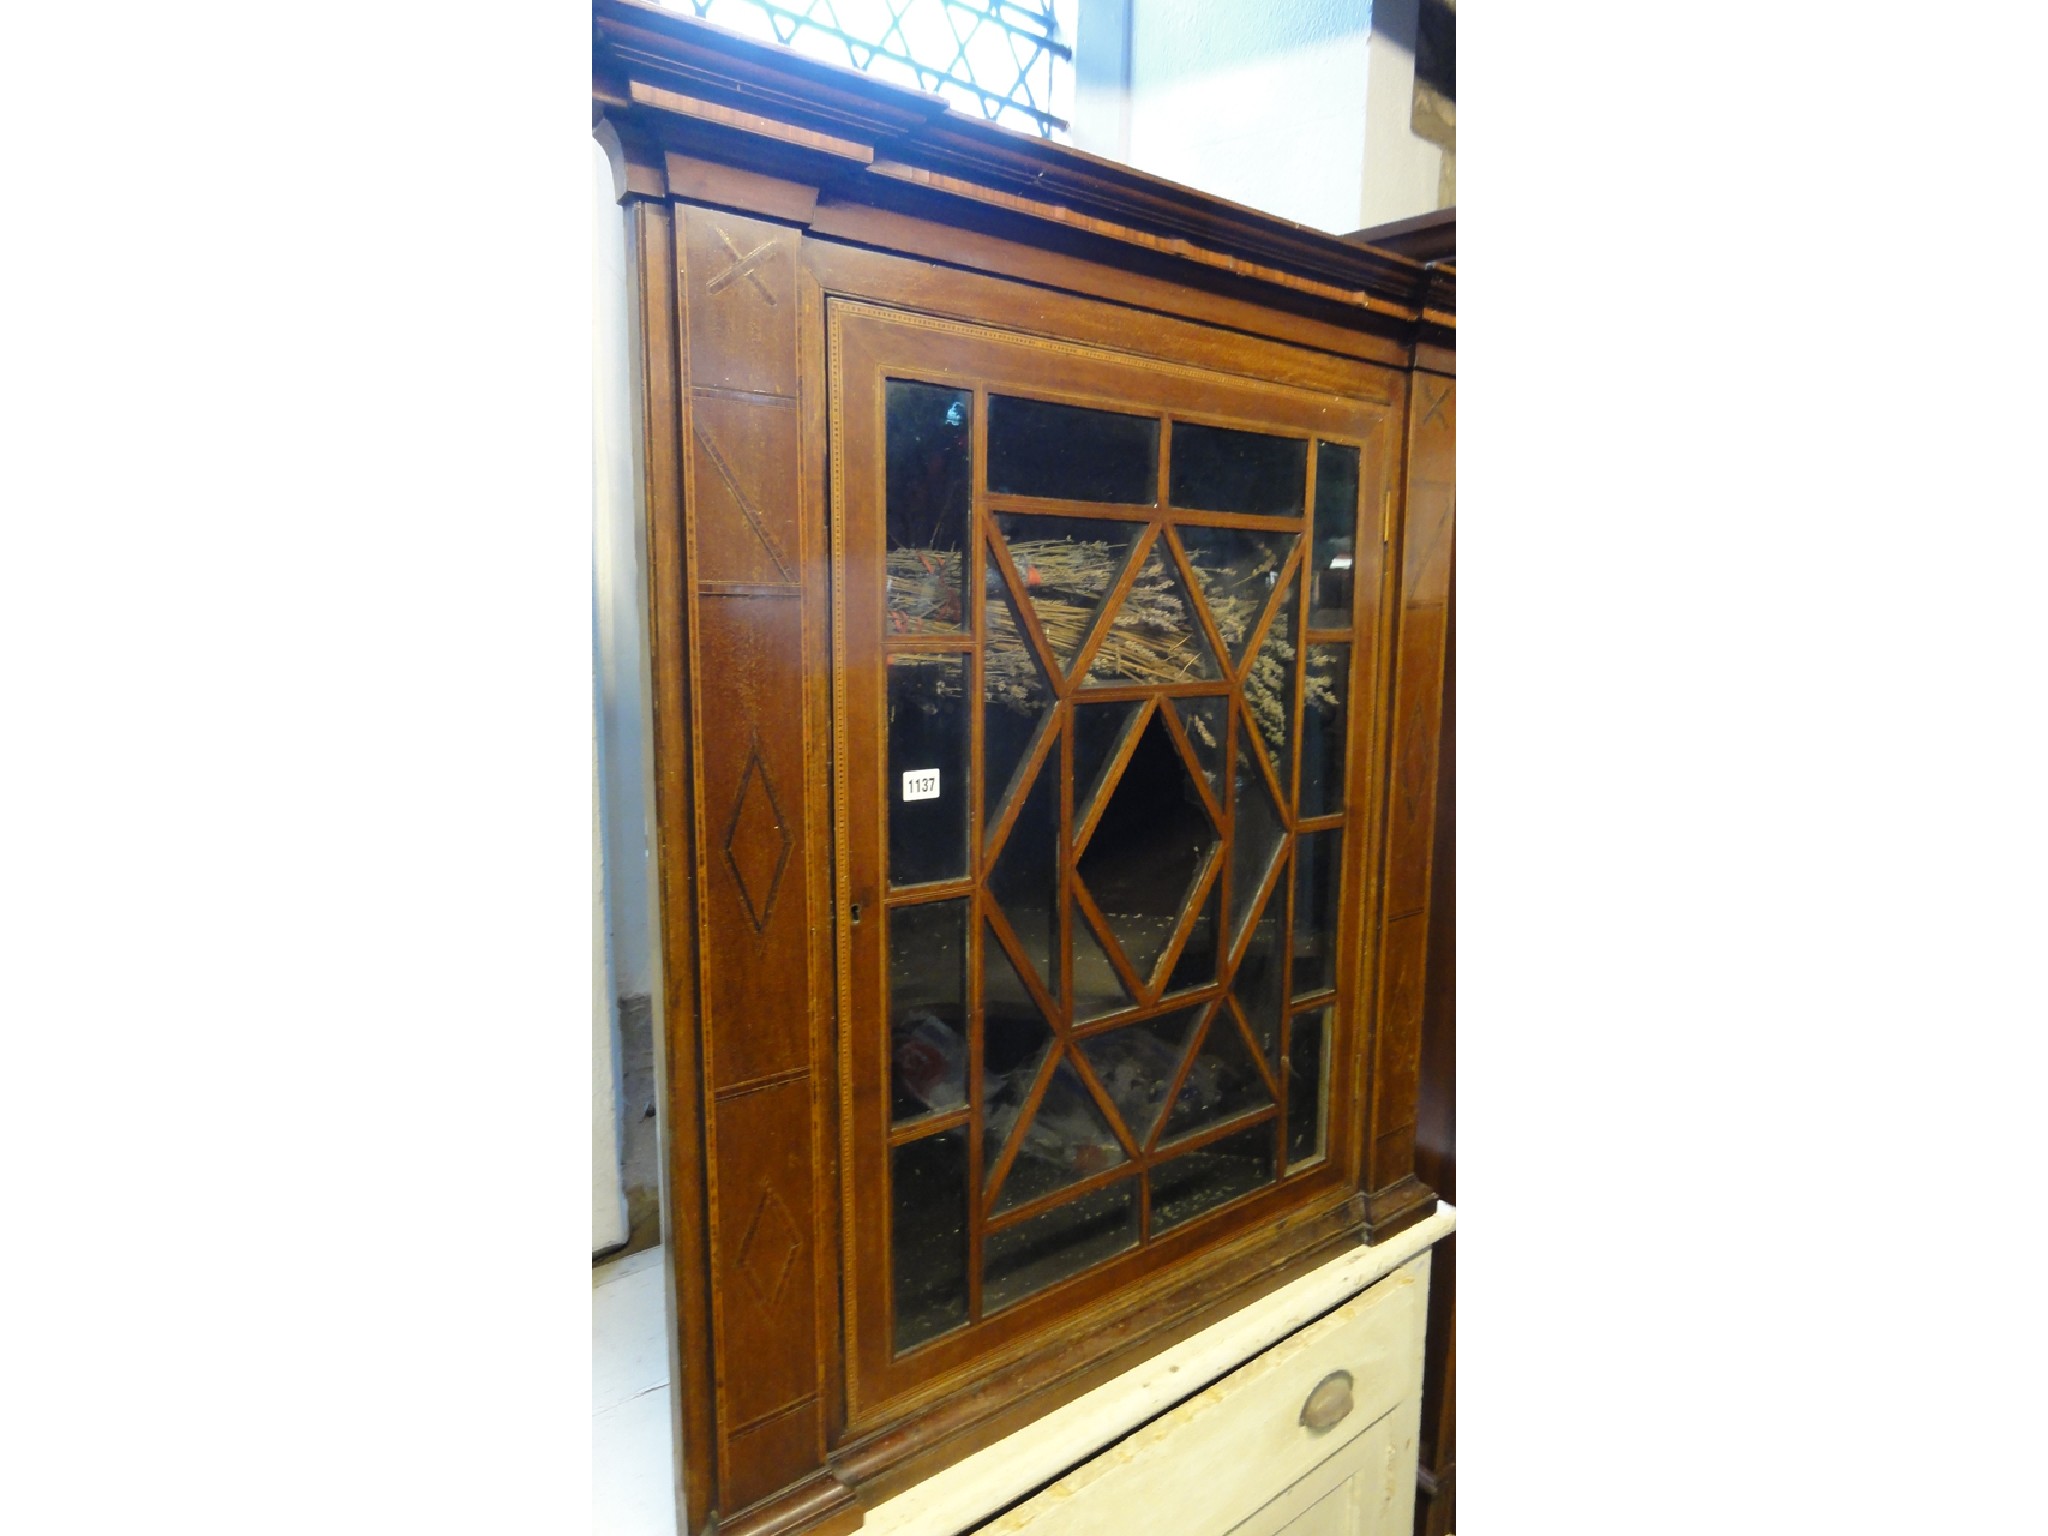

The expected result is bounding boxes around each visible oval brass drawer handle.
[1299,1370,1355,1434]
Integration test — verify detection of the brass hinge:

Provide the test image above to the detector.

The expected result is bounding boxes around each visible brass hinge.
[1381,488,1395,544]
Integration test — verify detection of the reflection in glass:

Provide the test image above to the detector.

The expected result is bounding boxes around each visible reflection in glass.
[1175,526,1297,662]
[1164,880,1218,996]
[1230,718,1286,946]
[1151,1120,1276,1234]
[995,514,1141,677]
[885,381,972,634]
[1078,1006,1203,1148]
[988,395,1158,504]
[1172,696,1227,798]
[1309,442,1361,628]
[1292,829,1342,998]
[890,899,968,1123]
[990,754,1059,1000]
[1233,881,1286,1067]
[993,1052,1126,1213]
[1169,421,1307,516]
[888,655,969,887]
[984,577,1053,836]
[1082,538,1220,686]
[1077,712,1219,984]
[1247,584,1299,790]
[1286,1006,1332,1170]
[1073,699,1139,826]
[1159,1005,1272,1144]
[1074,908,1133,1022]
[984,1179,1138,1313]
[892,1129,968,1350]
[1299,644,1350,820]
[981,932,1054,1194]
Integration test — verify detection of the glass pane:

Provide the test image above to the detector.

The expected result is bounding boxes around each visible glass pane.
[1309,442,1361,629]
[996,514,1142,677]
[1229,717,1285,946]
[890,899,968,1123]
[1073,699,1140,827]
[1292,828,1342,999]
[984,1179,1138,1313]
[988,395,1158,504]
[888,655,968,887]
[1151,1120,1276,1234]
[1077,711,1220,984]
[892,1129,968,1351]
[982,933,1054,1193]
[1286,1006,1332,1170]
[1233,880,1285,1067]
[1083,536,1219,687]
[1073,906,1133,1022]
[1164,879,1218,996]
[1077,1005,1203,1148]
[1172,696,1226,798]
[885,381,971,634]
[989,753,1058,1001]
[1300,644,1350,820]
[1176,525,1297,663]
[1168,421,1307,516]
[984,576,1053,835]
[1159,1004,1273,1144]
[1246,584,1299,792]
[995,1053,1127,1213]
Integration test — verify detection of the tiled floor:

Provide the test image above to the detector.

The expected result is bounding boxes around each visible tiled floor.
[593,1245,677,1535]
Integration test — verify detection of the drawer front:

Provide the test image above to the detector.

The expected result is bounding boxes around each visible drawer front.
[1228,1400,1413,1536]
[976,1253,1430,1535]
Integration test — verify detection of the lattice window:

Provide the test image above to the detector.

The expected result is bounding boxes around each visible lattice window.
[673,0,1074,139]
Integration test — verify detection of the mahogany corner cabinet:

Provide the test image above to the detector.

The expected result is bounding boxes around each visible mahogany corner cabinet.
[594,6,1455,1532]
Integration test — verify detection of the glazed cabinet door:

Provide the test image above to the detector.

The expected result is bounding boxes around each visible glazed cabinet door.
[832,298,1400,1432]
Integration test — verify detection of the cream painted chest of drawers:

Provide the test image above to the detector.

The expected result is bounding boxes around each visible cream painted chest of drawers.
[861,1208,1453,1536]
[980,1255,1430,1535]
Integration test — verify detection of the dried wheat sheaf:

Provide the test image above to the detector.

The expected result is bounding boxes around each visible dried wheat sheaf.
[886,535,1338,761]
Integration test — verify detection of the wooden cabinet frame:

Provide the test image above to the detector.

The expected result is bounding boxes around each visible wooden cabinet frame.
[594,6,1455,1533]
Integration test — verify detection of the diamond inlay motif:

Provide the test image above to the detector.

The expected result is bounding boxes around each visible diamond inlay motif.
[733,1185,801,1306]
[723,748,793,933]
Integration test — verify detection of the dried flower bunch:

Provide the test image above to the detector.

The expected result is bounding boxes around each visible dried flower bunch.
[888,531,1338,766]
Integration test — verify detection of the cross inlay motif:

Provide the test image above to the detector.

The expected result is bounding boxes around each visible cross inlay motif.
[707,226,778,305]
[694,421,794,580]
[1420,382,1451,430]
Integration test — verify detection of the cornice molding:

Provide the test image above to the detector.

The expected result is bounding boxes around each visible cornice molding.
[593,0,1454,335]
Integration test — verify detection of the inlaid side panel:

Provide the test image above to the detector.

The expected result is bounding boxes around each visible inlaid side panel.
[1369,912,1427,1181]
[712,1078,822,1495]
[1365,375,1452,1210]
[1382,378,1454,922]
[684,209,799,397]
[1382,604,1446,922]
[696,597,810,1088]
[691,393,802,587]
[675,198,843,1532]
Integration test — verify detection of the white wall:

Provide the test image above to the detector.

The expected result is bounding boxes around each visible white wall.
[592,137,648,1254]
[1071,0,1445,235]
[1357,0,1447,229]
[593,138,655,1005]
